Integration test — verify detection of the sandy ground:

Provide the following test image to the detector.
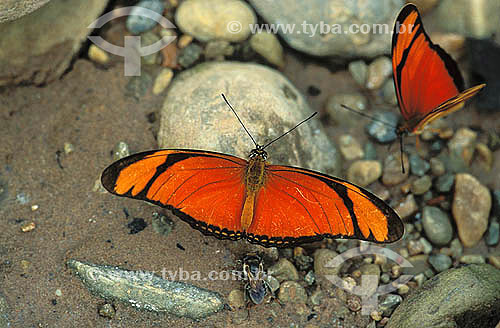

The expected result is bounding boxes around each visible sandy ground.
[0,53,499,327]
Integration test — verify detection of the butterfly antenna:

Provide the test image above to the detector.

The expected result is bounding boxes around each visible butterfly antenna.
[399,135,406,173]
[262,112,318,150]
[340,104,397,128]
[221,94,258,148]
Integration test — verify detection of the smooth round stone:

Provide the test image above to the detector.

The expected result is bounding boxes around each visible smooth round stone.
[486,218,499,246]
[382,78,398,105]
[278,281,307,304]
[448,127,478,166]
[175,0,256,42]
[382,153,409,186]
[408,240,424,256]
[435,173,454,193]
[152,68,174,95]
[429,158,445,176]
[419,237,433,254]
[204,40,234,60]
[394,194,418,219]
[379,294,402,317]
[364,142,377,160]
[314,249,340,277]
[459,255,486,264]
[227,289,245,309]
[126,0,165,34]
[428,254,452,272]
[452,174,491,247]
[339,135,364,161]
[325,92,368,127]
[410,175,432,195]
[365,112,398,144]
[366,56,392,90]
[159,62,341,175]
[249,31,285,68]
[177,43,203,68]
[347,160,382,187]
[348,60,368,86]
[422,206,453,246]
[249,0,404,57]
[409,154,430,176]
[267,258,299,282]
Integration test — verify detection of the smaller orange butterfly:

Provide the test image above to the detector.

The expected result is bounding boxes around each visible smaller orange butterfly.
[392,4,485,149]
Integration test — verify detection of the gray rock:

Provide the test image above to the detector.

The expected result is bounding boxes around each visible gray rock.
[339,135,364,161]
[448,127,477,167]
[382,153,409,186]
[67,259,224,319]
[409,154,430,177]
[429,157,445,176]
[486,218,499,246]
[459,255,486,264]
[428,254,452,272]
[387,265,500,328]
[379,294,402,317]
[126,0,165,34]
[452,174,491,247]
[347,160,382,187]
[382,78,397,105]
[422,206,453,246]
[394,194,418,219]
[249,0,404,57]
[348,60,368,86]
[249,31,285,68]
[0,0,108,86]
[267,258,299,282]
[366,56,392,90]
[177,43,203,68]
[314,249,340,277]
[158,62,341,175]
[435,173,454,193]
[365,112,398,144]
[176,0,256,42]
[410,175,432,196]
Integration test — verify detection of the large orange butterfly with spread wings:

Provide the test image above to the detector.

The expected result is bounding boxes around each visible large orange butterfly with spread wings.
[392,4,485,137]
[101,95,404,248]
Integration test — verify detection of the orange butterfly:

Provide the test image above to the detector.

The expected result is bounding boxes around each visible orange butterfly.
[392,4,485,138]
[101,95,404,248]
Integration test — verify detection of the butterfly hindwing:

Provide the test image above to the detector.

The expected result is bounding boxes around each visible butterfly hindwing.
[101,149,248,240]
[245,165,404,247]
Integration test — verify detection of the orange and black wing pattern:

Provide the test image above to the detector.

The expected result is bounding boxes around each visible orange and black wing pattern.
[101,149,249,241]
[244,165,404,247]
[392,4,485,133]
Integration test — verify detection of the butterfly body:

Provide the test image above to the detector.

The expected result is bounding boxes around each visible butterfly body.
[101,148,404,247]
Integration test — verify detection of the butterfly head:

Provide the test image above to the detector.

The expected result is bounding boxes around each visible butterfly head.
[249,146,268,161]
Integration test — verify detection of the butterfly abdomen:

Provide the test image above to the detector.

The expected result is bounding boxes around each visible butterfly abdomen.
[241,157,267,230]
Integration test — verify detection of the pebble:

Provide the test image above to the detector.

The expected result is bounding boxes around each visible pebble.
[21,222,36,232]
[16,192,29,204]
[267,258,299,282]
[429,158,445,176]
[380,273,391,284]
[304,270,315,285]
[177,34,193,48]
[277,281,307,304]
[339,135,364,161]
[419,237,432,254]
[348,60,367,86]
[410,175,432,195]
[382,78,398,105]
[177,43,203,68]
[308,289,324,306]
[98,303,116,319]
[486,218,499,246]
[249,31,285,68]
[364,142,377,160]
[475,142,493,170]
[204,40,234,60]
[232,309,248,324]
[448,127,477,166]
[379,294,402,316]
[151,212,175,236]
[347,160,382,187]
[448,238,464,259]
[394,194,418,219]
[63,142,74,154]
[459,255,485,264]
[422,206,453,246]
[435,173,454,193]
[365,112,398,143]
[152,68,174,95]
[366,57,392,90]
[407,240,424,256]
[488,255,500,269]
[428,254,452,272]
[409,154,430,176]
[452,173,491,247]
[55,289,62,297]
[175,0,256,42]
[397,284,410,295]
[88,44,109,65]
[325,92,368,127]
[313,249,340,278]
[113,141,130,161]
[382,153,409,186]
[126,0,166,34]
[67,259,224,319]
[346,295,362,312]
[161,43,178,68]
[227,289,245,309]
